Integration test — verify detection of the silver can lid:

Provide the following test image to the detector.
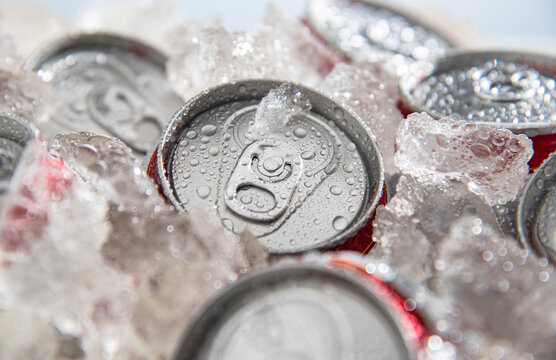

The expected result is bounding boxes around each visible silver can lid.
[25,33,183,155]
[400,51,556,136]
[518,152,556,262]
[306,0,455,74]
[0,114,38,201]
[156,80,384,254]
[173,263,414,360]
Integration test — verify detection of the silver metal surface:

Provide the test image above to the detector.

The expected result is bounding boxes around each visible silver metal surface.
[400,51,556,137]
[518,152,556,262]
[0,114,38,202]
[156,80,384,254]
[173,263,413,360]
[25,33,183,155]
[307,0,455,75]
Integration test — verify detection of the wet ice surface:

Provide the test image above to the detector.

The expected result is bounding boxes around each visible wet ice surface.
[434,216,556,360]
[319,62,403,175]
[395,112,533,206]
[0,134,267,359]
[167,4,340,100]
[249,83,312,137]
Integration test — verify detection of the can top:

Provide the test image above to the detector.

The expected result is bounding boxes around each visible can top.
[0,114,38,201]
[400,51,556,134]
[173,263,415,360]
[25,32,183,155]
[518,151,556,262]
[156,80,384,254]
[306,0,455,74]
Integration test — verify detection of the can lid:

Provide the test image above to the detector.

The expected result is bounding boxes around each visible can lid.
[173,263,414,360]
[0,114,38,200]
[400,51,556,135]
[306,0,455,74]
[518,151,556,262]
[25,33,183,155]
[156,80,384,254]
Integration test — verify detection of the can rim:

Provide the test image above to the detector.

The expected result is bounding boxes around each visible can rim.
[156,79,385,253]
[171,254,436,360]
[399,49,556,133]
[0,113,40,144]
[517,151,556,262]
[22,31,169,73]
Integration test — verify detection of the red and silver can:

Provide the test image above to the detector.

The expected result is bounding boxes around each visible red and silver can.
[399,51,556,170]
[518,152,556,262]
[306,0,457,75]
[148,80,385,254]
[172,252,453,360]
[24,33,183,156]
[0,114,38,204]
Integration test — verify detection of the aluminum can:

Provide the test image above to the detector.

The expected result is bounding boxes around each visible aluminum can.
[0,114,38,203]
[148,80,384,254]
[25,33,183,156]
[172,252,450,360]
[399,51,556,170]
[306,0,456,75]
[518,152,556,262]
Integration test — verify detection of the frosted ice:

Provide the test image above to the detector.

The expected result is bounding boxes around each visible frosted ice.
[435,216,556,360]
[395,112,533,205]
[371,175,498,283]
[167,4,338,100]
[249,83,311,138]
[0,134,267,359]
[79,0,186,56]
[319,62,403,175]
[0,70,52,125]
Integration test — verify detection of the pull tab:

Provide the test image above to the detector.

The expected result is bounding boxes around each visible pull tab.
[473,61,540,102]
[224,139,302,222]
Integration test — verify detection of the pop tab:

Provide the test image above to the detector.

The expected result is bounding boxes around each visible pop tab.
[151,80,384,254]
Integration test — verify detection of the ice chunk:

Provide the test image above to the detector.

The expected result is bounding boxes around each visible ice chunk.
[248,83,311,138]
[435,216,556,360]
[395,112,533,205]
[0,134,267,359]
[319,62,403,175]
[167,4,333,100]
[261,3,342,77]
[371,175,498,283]
[79,0,185,55]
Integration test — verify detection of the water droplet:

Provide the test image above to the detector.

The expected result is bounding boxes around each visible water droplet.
[201,124,217,136]
[197,185,211,199]
[346,142,356,152]
[263,156,284,172]
[293,127,307,138]
[190,159,199,166]
[208,146,219,156]
[222,218,234,231]
[333,107,344,119]
[324,162,338,175]
[343,164,354,173]
[330,185,342,195]
[332,216,348,231]
[301,151,315,160]
[186,131,198,139]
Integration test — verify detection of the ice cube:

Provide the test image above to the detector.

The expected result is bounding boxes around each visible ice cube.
[395,112,533,205]
[435,216,556,359]
[319,62,403,175]
[248,83,311,138]
[371,175,498,283]
[0,134,267,359]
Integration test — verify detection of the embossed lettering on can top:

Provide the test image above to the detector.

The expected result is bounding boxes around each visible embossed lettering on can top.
[28,34,183,154]
[159,81,384,253]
